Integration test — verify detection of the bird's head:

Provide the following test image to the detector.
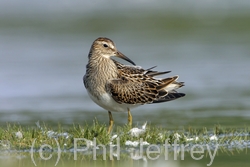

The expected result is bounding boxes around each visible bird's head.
[89,37,136,66]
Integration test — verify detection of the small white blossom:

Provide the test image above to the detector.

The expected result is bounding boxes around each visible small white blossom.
[129,122,147,137]
[210,135,218,141]
[15,131,23,139]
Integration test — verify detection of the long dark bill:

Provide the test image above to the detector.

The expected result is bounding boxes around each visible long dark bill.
[116,51,136,66]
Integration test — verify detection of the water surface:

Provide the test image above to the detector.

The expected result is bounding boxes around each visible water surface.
[0,1,250,166]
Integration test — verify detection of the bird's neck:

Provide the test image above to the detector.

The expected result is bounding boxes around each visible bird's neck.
[88,56,117,75]
[85,56,118,96]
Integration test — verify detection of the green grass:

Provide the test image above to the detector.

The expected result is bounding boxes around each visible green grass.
[0,120,249,151]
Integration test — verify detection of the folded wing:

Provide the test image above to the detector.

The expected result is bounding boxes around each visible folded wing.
[107,60,185,104]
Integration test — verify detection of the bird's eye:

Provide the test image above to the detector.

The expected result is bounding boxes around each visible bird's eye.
[103,44,108,48]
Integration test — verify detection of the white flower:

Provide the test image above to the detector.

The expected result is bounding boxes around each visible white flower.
[209,135,218,141]
[129,122,147,137]
[15,131,23,139]
[125,140,149,147]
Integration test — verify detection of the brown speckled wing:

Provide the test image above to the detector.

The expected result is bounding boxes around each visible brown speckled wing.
[108,60,185,104]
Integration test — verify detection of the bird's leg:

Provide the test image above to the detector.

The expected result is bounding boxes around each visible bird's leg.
[108,111,114,134]
[127,108,132,127]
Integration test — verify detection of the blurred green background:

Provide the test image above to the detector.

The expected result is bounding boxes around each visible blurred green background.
[1,1,250,166]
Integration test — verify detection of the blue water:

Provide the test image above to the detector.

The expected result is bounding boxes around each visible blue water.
[0,0,250,125]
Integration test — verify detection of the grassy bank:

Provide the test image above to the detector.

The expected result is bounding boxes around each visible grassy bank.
[0,120,249,151]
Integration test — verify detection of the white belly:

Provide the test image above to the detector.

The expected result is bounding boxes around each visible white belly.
[87,91,141,112]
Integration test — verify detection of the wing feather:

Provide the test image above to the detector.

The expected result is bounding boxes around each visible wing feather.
[108,60,185,104]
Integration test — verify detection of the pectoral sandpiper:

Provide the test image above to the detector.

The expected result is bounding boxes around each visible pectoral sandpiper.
[83,37,185,134]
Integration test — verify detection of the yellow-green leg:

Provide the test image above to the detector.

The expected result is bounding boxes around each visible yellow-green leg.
[108,111,114,134]
[127,108,132,127]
